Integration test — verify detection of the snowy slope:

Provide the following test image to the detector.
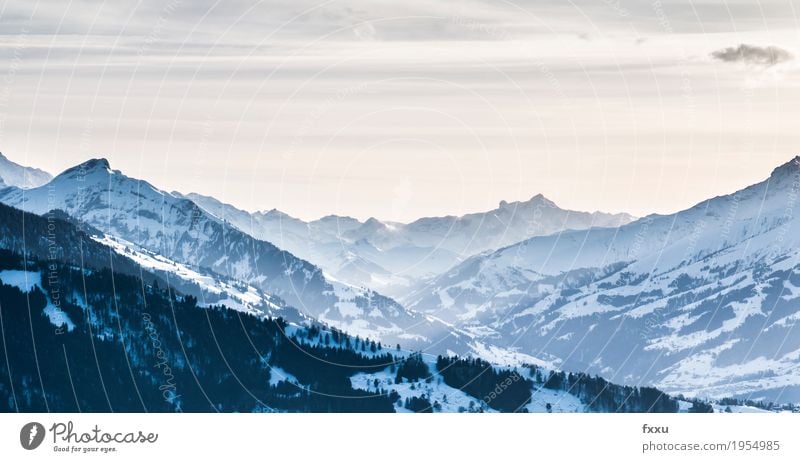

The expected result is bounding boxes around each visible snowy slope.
[91,233,305,320]
[350,360,586,413]
[0,152,52,189]
[406,156,800,403]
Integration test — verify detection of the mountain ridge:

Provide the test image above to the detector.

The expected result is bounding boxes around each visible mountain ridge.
[184,189,637,298]
[404,155,800,402]
[0,157,454,351]
[0,152,53,189]
[3,152,800,403]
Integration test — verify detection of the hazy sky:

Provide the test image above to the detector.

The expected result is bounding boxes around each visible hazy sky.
[1,0,799,222]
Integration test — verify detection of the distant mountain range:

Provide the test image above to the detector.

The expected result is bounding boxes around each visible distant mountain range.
[182,191,634,299]
[1,152,798,406]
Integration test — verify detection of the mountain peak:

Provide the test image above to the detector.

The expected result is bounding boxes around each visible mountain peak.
[314,214,361,225]
[58,158,112,179]
[498,193,557,210]
[318,214,348,221]
[362,217,385,228]
[527,193,557,207]
[770,155,800,177]
[764,155,800,191]
[259,208,298,221]
[82,158,111,170]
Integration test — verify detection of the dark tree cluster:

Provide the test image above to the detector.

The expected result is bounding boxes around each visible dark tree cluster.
[531,367,679,413]
[394,352,430,383]
[404,395,433,413]
[686,400,714,413]
[436,356,532,412]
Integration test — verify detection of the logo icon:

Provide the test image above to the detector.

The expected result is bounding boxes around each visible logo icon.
[20,422,45,450]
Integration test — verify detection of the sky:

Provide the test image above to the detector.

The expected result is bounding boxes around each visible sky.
[0,0,799,222]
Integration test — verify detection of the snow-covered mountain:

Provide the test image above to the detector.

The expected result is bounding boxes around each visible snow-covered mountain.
[406,156,800,403]
[0,192,701,413]
[0,193,775,413]
[5,153,799,405]
[183,191,634,299]
[0,152,52,189]
[0,158,455,350]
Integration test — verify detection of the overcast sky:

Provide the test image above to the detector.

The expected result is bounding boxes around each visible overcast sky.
[1,0,799,221]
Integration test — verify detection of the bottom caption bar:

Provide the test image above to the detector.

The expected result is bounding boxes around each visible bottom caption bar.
[1,414,797,461]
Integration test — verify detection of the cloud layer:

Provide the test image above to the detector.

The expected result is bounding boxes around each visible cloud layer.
[711,44,793,67]
[1,1,800,221]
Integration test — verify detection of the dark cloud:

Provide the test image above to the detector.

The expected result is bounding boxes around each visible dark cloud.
[711,44,793,67]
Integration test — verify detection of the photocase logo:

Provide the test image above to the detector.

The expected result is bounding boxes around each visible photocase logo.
[20,422,45,450]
